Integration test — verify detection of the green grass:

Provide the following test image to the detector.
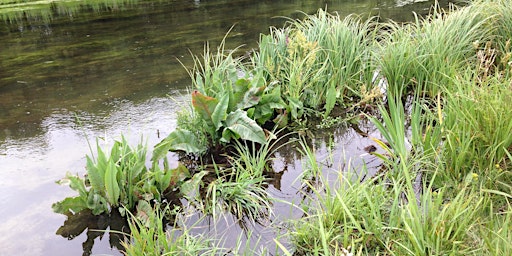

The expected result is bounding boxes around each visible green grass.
[376,2,490,97]
[253,10,377,116]
[122,205,226,256]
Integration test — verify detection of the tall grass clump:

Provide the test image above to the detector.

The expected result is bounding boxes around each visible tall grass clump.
[253,10,377,119]
[376,3,490,97]
[479,0,512,56]
[200,139,279,225]
[122,206,226,255]
[286,94,509,255]
[440,73,512,183]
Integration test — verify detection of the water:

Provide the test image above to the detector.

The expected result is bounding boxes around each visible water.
[0,0,452,254]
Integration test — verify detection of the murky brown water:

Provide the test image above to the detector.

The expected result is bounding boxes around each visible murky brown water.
[0,0,453,254]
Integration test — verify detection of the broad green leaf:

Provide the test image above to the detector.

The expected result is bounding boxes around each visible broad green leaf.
[135,200,153,227]
[211,93,229,131]
[324,85,337,117]
[52,196,88,214]
[259,86,286,109]
[86,155,104,192]
[180,171,208,197]
[224,109,267,144]
[273,111,289,128]
[86,191,109,215]
[236,85,266,110]
[153,129,206,155]
[287,97,303,120]
[168,163,191,188]
[230,78,251,112]
[57,172,88,198]
[221,128,237,143]
[254,104,273,124]
[110,140,121,163]
[104,159,120,206]
[191,90,218,127]
[253,87,287,124]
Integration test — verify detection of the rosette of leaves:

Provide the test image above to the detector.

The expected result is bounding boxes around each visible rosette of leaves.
[154,74,287,156]
[52,137,190,216]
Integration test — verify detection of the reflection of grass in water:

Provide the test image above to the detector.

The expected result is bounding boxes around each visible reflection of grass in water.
[0,0,138,22]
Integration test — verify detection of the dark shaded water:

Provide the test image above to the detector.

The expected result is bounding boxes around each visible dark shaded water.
[0,0,451,254]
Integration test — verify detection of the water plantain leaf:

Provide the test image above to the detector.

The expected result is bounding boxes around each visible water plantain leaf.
[273,111,289,128]
[153,129,206,155]
[287,97,304,121]
[56,172,88,198]
[224,109,267,144]
[86,191,109,215]
[192,90,218,127]
[52,196,88,215]
[135,200,153,228]
[86,155,105,193]
[211,93,229,131]
[104,159,120,206]
[229,78,251,112]
[180,170,208,199]
[236,85,266,110]
[324,85,337,117]
[221,128,237,143]
[252,86,287,124]
[168,163,191,188]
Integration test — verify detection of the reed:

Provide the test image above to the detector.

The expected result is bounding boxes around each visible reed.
[377,3,490,97]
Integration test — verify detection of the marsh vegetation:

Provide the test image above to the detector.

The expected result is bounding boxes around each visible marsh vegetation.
[51,0,512,255]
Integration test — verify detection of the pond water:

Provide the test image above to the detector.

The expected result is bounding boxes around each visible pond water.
[0,0,453,255]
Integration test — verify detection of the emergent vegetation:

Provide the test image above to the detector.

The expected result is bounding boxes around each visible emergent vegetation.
[54,0,512,255]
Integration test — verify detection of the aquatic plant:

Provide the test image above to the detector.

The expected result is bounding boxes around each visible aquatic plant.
[122,205,225,256]
[288,94,512,255]
[52,136,190,216]
[376,2,490,97]
[156,36,286,155]
[254,10,377,118]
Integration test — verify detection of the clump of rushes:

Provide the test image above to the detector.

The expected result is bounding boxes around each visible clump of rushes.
[376,2,490,97]
[122,205,226,256]
[436,72,512,184]
[288,94,512,255]
[200,137,282,226]
[253,10,377,119]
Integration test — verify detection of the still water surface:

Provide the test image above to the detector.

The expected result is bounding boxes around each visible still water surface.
[0,0,451,254]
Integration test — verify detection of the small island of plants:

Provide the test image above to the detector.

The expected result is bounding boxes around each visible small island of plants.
[54,0,512,255]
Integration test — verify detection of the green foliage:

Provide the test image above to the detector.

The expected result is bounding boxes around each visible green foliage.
[53,136,190,216]
[122,205,224,256]
[254,10,376,116]
[377,3,490,97]
[440,73,512,182]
